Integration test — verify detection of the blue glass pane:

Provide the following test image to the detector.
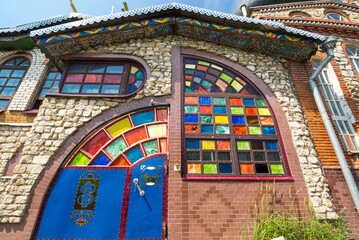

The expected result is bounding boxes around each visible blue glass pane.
[62,84,81,93]
[131,110,154,126]
[56,73,62,79]
[219,164,232,174]
[0,70,12,77]
[243,98,255,106]
[223,69,234,77]
[135,71,143,79]
[185,87,193,92]
[11,70,25,77]
[201,125,213,134]
[126,85,136,93]
[185,59,197,64]
[81,84,100,94]
[193,77,201,83]
[211,86,221,92]
[246,86,257,94]
[185,115,198,123]
[0,100,9,108]
[187,140,199,149]
[106,66,123,74]
[6,79,20,87]
[191,83,198,90]
[134,80,143,88]
[195,71,205,77]
[40,89,49,96]
[265,141,278,150]
[53,81,59,87]
[88,65,106,73]
[101,85,120,94]
[125,146,143,163]
[1,88,15,96]
[185,70,194,75]
[48,73,56,79]
[92,153,110,166]
[50,89,56,93]
[68,64,86,73]
[213,106,227,114]
[0,78,6,86]
[44,80,53,88]
[232,116,245,124]
[199,97,211,104]
[263,127,276,135]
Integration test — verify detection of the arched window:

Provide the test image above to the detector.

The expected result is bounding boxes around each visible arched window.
[61,61,146,96]
[312,60,359,152]
[0,56,30,109]
[346,45,359,76]
[183,57,288,177]
[326,12,348,21]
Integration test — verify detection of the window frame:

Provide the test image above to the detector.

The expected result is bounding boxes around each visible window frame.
[345,45,359,77]
[325,12,349,21]
[181,55,292,180]
[0,56,30,109]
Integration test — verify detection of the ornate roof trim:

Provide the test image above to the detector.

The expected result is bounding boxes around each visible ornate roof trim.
[0,13,92,34]
[29,2,326,41]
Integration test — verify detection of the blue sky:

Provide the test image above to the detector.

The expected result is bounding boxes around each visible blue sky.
[0,0,241,28]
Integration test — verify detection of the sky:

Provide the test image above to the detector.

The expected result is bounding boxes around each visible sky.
[0,0,241,29]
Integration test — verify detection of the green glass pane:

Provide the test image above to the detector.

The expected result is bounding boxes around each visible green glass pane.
[220,73,232,83]
[231,107,244,115]
[249,126,261,135]
[185,105,198,113]
[185,64,196,69]
[105,138,127,158]
[70,152,90,166]
[201,115,213,123]
[257,99,266,106]
[237,141,250,150]
[203,164,217,174]
[270,164,284,174]
[213,98,226,105]
[202,80,212,90]
[216,125,229,134]
[211,64,223,71]
[143,141,158,155]
[198,61,210,66]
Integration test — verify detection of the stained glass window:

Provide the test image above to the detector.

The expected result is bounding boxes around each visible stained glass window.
[65,107,169,167]
[61,62,145,96]
[183,57,287,176]
[0,57,30,109]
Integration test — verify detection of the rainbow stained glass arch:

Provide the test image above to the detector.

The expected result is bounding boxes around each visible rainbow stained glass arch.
[65,107,169,167]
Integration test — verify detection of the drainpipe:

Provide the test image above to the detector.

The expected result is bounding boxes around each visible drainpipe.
[309,36,359,213]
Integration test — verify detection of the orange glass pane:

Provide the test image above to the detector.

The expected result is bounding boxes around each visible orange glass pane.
[156,108,168,121]
[188,164,201,174]
[185,124,199,133]
[197,65,208,71]
[124,126,147,146]
[229,98,242,105]
[160,138,167,152]
[200,106,212,113]
[185,97,197,104]
[240,89,250,94]
[261,117,274,125]
[185,75,192,80]
[236,77,247,86]
[111,155,130,166]
[82,131,111,156]
[198,86,207,92]
[84,74,102,83]
[216,79,227,92]
[217,140,230,150]
[245,107,257,115]
[240,164,254,174]
[233,126,247,134]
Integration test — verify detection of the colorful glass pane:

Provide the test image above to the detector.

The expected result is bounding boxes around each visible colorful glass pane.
[247,116,259,124]
[233,126,247,134]
[185,97,197,104]
[231,81,243,92]
[231,107,244,115]
[131,110,154,126]
[232,116,245,124]
[187,164,201,174]
[185,115,198,123]
[201,125,214,134]
[124,127,147,145]
[160,139,167,152]
[198,61,210,66]
[185,125,199,133]
[219,164,232,173]
[217,141,230,150]
[82,131,111,156]
[104,75,122,83]
[70,152,90,166]
[213,106,226,114]
[200,106,212,113]
[237,141,250,150]
[91,153,110,166]
[203,164,217,174]
[240,164,254,174]
[270,164,284,174]
[265,141,278,150]
[257,99,266,106]
[259,108,271,115]
[148,124,167,138]
[143,141,158,155]
[105,137,127,158]
[202,140,215,150]
[111,155,130,166]
[214,116,228,124]
[125,146,143,163]
[263,127,276,135]
[187,140,199,149]
[107,117,132,137]
[200,115,213,123]
[261,117,274,125]
[185,105,198,113]
[156,108,168,122]
[197,65,208,71]
[84,74,102,83]
[199,97,211,104]
[216,125,229,134]
[220,73,232,83]
[229,98,242,105]
[249,126,261,135]
[245,108,257,115]
[213,98,226,105]
[216,80,227,92]
[65,74,83,83]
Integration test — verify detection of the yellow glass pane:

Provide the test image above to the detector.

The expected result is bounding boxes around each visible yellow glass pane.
[107,117,132,137]
[231,80,243,92]
[131,66,139,74]
[186,81,191,86]
[188,164,201,174]
[214,116,229,124]
[148,124,167,138]
[202,140,215,150]
[258,108,271,115]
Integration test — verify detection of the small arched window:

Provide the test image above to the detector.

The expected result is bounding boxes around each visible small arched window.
[326,12,348,21]
[0,56,30,109]
[346,46,359,76]
[61,61,146,96]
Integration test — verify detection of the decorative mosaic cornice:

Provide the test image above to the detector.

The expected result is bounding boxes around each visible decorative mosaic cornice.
[34,16,321,70]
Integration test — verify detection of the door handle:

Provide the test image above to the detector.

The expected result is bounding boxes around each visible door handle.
[133,178,145,196]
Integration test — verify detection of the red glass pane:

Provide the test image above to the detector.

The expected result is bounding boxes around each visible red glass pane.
[111,155,130,166]
[124,126,147,146]
[245,108,257,115]
[84,74,103,83]
[65,74,84,83]
[128,75,136,84]
[185,125,199,133]
[197,65,208,71]
[104,75,122,83]
[200,106,212,113]
[233,126,247,134]
[156,108,168,122]
[198,86,207,92]
[82,131,111,156]
[240,89,250,94]
[217,141,230,150]
[185,97,197,104]
[240,164,254,174]
[229,98,242,105]
[185,75,193,80]
[236,77,247,86]
[160,138,167,152]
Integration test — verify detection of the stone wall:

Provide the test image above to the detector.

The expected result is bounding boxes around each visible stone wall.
[0,35,336,226]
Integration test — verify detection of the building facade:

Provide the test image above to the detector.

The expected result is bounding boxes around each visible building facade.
[0,1,357,239]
